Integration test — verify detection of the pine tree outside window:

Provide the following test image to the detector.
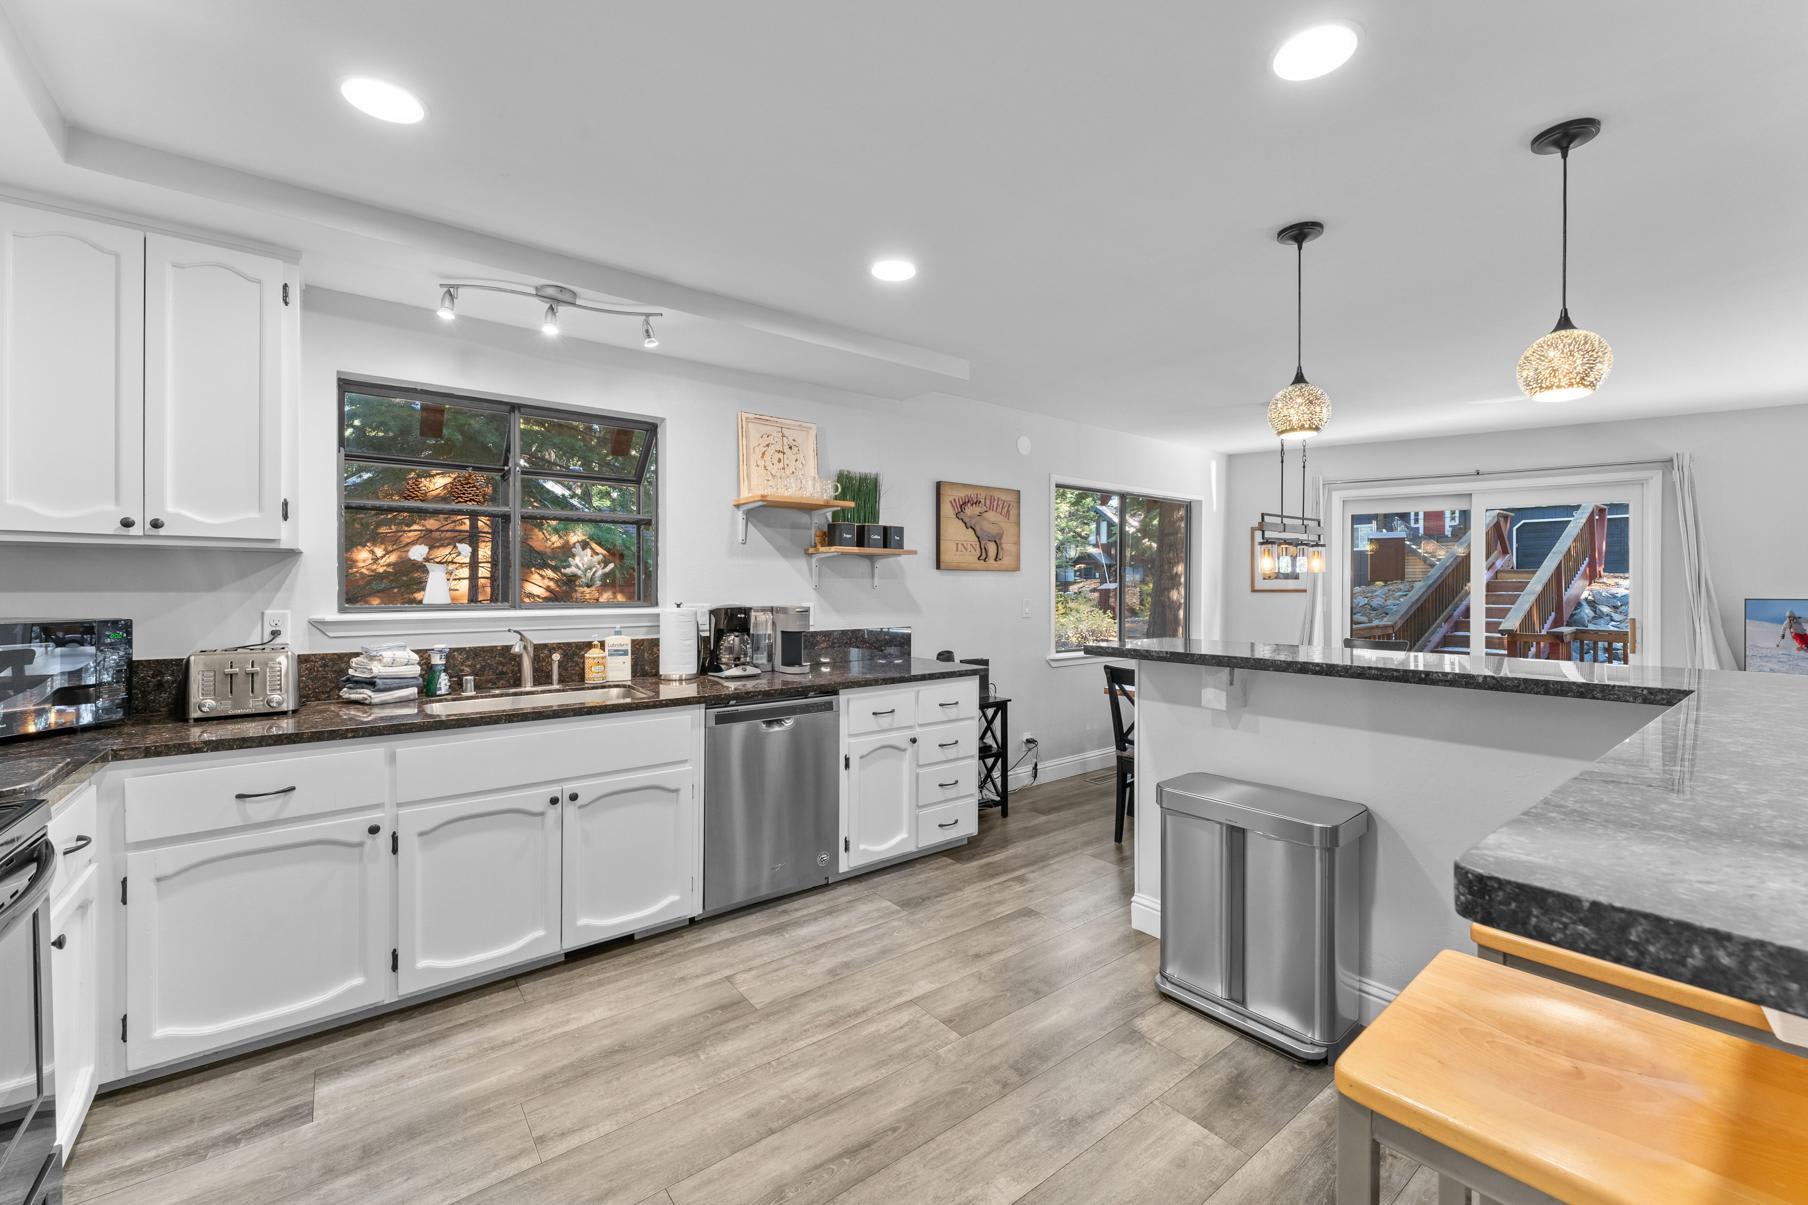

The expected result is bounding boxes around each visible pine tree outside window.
[339,379,658,609]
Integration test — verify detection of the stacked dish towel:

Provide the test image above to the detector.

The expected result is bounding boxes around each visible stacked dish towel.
[340,642,424,704]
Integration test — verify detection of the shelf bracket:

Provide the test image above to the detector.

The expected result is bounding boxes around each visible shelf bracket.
[811,555,822,590]
[737,506,751,545]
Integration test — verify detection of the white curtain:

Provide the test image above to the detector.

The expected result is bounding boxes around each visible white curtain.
[1670,452,1734,669]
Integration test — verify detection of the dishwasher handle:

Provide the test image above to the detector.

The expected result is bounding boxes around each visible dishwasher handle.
[760,717,795,732]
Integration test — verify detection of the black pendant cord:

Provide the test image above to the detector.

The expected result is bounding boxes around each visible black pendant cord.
[1278,440,1285,517]
[1295,238,1305,378]
[1300,436,1308,523]
[1559,145,1569,322]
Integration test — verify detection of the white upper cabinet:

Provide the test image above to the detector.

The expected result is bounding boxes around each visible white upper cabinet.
[0,201,144,535]
[397,787,563,996]
[144,234,287,541]
[0,199,296,545]
[562,765,698,949]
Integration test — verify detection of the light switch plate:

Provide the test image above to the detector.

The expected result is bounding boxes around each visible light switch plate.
[261,610,292,643]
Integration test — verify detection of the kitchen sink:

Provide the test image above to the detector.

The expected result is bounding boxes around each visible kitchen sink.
[422,685,647,717]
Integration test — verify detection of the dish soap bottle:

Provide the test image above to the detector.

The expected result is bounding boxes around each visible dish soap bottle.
[584,637,607,685]
[425,645,451,697]
[606,626,632,683]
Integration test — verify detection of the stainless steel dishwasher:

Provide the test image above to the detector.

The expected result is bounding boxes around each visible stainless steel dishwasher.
[703,694,840,913]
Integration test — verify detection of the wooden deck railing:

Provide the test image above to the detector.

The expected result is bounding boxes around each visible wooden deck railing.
[1510,620,1638,664]
[1352,514,1513,652]
[1500,504,1609,659]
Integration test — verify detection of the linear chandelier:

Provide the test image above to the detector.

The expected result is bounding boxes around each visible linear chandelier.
[435,281,664,346]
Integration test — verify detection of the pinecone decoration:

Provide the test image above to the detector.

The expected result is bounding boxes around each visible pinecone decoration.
[447,471,491,505]
[403,473,432,502]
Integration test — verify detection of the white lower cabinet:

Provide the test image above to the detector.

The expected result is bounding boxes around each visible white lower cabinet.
[397,788,562,996]
[563,765,698,949]
[50,862,100,1152]
[123,810,390,1069]
[845,730,916,869]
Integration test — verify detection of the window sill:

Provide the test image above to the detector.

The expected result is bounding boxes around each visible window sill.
[309,608,663,641]
[1046,652,1108,667]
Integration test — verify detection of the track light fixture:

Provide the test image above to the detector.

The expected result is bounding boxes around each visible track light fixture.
[434,280,664,347]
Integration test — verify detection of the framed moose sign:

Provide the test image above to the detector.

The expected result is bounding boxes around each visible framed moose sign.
[937,481,1021,571]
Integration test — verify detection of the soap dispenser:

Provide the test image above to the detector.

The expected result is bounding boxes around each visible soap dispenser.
[605,626,632,682]
[583,637,607,685]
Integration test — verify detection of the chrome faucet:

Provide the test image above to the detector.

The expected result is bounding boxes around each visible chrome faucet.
[507,628,537,689]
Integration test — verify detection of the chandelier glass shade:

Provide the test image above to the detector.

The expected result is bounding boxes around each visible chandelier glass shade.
[1517,318,1612,403]
[1269,373,1331,439]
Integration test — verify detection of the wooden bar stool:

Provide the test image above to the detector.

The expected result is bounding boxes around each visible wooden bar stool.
[1334,950,1808,1204]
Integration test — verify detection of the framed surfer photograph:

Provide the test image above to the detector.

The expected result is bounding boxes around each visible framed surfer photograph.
[1744,598,1808,674]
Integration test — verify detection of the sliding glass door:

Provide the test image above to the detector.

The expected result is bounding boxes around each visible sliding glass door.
[1331,468,1659,663]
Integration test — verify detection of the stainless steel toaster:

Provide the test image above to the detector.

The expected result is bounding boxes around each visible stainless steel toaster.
[187,645,299,720]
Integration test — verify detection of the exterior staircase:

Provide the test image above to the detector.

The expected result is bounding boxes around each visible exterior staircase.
[1428,568,1534,655]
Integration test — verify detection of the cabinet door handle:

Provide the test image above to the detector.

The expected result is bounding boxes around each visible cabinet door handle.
[938,819,959,829]
[119,516,136,529]
[549,794,560,806]
[149,517,165,530]
[234,786,297,799]
[870,709,895,717]
[568,791,578,802]
[61,834,93,856]
[367,823,381,836]
[51,933,67,950]
[938,780,959,788]
[938,741,959,749]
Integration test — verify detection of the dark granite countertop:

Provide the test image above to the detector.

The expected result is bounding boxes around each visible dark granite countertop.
[1086,638,1808,1016]
[1081,637,1697,707]
[0,659,979,808]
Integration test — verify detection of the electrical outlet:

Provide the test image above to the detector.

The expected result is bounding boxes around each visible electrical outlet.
[261,610,292,643]
[1022,734,1038,748]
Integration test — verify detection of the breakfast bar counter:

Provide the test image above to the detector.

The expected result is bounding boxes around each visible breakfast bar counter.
[1084,638,1808,1018]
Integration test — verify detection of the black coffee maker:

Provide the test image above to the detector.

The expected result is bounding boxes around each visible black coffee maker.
[702,606,754,676]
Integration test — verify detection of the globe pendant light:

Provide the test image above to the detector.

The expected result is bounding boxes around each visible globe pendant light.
[1517,118,1613,403]
[1268,221,1331,439]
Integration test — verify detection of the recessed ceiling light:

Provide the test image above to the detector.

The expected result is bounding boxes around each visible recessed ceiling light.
[870,259,917,283]
[1271,23,1359,82]
[340,77,425,124]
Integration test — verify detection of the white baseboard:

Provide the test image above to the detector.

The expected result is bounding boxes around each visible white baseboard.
[1125,892,1400,1023]
[1009,745,1116,790]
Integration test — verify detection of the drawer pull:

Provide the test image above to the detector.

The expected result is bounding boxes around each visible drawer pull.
[938,819,959,829]
[938,740,959,749]
[938,779,959,788]
[234,786,297,800]
[61,834,93,856]
[938,700,958,708]
[871,709,896,717]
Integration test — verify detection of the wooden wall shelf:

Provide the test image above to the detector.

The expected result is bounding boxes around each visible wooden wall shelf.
[732,495,854,543]
[803,546,916,588]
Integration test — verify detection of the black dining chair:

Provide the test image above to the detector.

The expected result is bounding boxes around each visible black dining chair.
[1103,664,1136,843]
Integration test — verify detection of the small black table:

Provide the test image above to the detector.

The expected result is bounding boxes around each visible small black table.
[978,695,1009,818]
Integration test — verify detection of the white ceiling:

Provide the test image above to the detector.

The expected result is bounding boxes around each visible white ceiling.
[1,0,1805,451]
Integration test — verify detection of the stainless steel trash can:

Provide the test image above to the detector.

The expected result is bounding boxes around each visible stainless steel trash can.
[1156,771,1368,1061]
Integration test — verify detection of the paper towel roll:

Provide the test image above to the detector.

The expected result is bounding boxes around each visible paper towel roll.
[659,605,702,679]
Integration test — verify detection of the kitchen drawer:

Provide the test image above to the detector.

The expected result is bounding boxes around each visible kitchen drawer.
[122,747,387,844]
[397,709,696,802]
[49,783,98,900]
[917,798,977,846]
[915,720,977,766]
[916,760,976,809]
[845,688,916,736]
[916,679,978,724]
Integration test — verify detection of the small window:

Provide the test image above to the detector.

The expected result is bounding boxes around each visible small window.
[339,381,658,610]
[1053,485,1190,652]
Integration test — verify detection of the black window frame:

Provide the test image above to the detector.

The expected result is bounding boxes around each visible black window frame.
[337,378,659,611]
[1052,483,1193,652]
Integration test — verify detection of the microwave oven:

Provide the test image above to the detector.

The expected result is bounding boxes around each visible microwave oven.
[0,619,132,741]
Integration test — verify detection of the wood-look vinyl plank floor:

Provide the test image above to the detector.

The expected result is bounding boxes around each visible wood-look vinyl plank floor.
[69,777,1416,1205]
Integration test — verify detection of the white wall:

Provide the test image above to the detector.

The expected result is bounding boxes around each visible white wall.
[1220,402,1808,666]
[0,293,1225,767]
